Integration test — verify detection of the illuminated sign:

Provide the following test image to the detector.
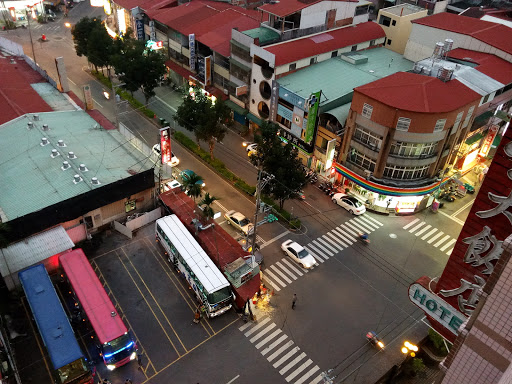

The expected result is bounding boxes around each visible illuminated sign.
[270,80,279,122]
[149,20,156,41]
[136,18,144,40]
[204,56,212,86]
[325,139,336,171]
[305,91,321,144]
[160,127,171,164]
[146,40,163,50]
[90,0,103,7]
[479,125,499,157]
[396,200,417,213]
[189,34,196,71]
[236,85,248,96]
[117,9,126,35]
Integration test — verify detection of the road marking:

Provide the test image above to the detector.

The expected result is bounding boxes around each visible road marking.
[438,209,465,225]
[267,340,294,362]
[304,247,324,263]
[310,375,324,384]
[68,78,76,86]
[409,222,426,233]
[403,218,420,230]
[92,97,103,108]
[422,228,438,240]
[269,264,293,284]
[332,227,354,243]
[339,223,359,237]
[156,95,177,112]
[365,215,384,226]
[440,238,457,251]
[325,231,349,248]
[281,258,304,276]
[244,317,271,337]
[279,352,306,374]
[321,234,344,251]
[352,217,374,232]
[226,375,240,384]
[347,219,370,233]
[264,269,286,288]
[434,235,451,248]
[315,237,337,254]
[250,322,276,343]
[260,230,289,249]
[294,366,320,384]
[285,358,312,382]
[214,201,228,212]
[275,261,298,280]
[261,274,281,291]
[311,240,334,257]
[261,334,288,356]
[255,329,283,349]
[415,224,431,237]
[273,346,300,368]
[427,232,444,244]
[239,321,253,331]
[446,248,454,256]
[357,215,380,229]
[452,199,474,217]
[344,221,365,235]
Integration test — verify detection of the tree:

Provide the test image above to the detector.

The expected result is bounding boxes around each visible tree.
[71,17,102,58]
[87,24,115,73]
[111,37,146,95]
[140,49,166,105]
[199,193,219,221]
[250,122,307,209]
[182,172,204,204]
[173,86,232,160]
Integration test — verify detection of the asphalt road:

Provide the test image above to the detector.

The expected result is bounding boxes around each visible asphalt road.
[4,6,477,383]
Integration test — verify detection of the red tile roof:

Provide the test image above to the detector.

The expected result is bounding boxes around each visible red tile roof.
[447,48,512,85]
[114,0,175,10]
[258,0,357,18]
[265,22,385,67]
[355,72,480,113]
[0,55,53,125]
[412,13,512,55]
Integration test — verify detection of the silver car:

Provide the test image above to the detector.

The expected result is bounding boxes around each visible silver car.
[281,240,316,269]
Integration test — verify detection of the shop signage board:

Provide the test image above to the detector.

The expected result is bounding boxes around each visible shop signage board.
[479,125,499,157]
[189,34,196,71]
[204,56,212,86]
[305,91,321,144]
[159,127,171,164]
[269,80,279,122]
[83,85,94,110]
[136,18,144,40]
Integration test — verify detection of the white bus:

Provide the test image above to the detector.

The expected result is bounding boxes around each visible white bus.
[155,215,233,318]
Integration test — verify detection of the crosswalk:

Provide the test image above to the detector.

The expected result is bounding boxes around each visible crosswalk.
[239,317,324,384]
[262,215,383,292]
[30,24,62,31]
[403,219,457,255]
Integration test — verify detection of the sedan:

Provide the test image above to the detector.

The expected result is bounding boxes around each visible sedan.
[180,169,205,187]
[163,180,182,191]
[332,193,366,215]
[281,240,316,269]
[243,142,258,152]
[224,210,254,235]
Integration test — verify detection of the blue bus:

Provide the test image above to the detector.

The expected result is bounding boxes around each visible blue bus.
[19,264,93,384]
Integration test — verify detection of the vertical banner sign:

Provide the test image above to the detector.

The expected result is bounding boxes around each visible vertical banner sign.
[204,56,212,86]
[136,18,144,41]
[149,21,156,41]
[305,91,321,144]
[269,80,279,122]
[325,138,336,171]
[159,127,171,164]
[189,34,196,71]
[83,85,94,110]
[479,125,499,157]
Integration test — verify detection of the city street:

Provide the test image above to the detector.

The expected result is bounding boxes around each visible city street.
[3,7,479,383]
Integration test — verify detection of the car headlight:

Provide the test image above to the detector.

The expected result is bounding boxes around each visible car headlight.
[106,364,116,371]
[130,352,137,360]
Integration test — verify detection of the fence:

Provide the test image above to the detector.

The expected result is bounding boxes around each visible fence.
[113,207,162,239]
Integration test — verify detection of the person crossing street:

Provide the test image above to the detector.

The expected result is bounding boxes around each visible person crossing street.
[292,294,297,309]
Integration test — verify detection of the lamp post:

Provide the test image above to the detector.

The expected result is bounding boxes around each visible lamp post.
[26,9,37,65]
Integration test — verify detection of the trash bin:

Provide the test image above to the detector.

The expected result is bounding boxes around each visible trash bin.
[159,117,164,126]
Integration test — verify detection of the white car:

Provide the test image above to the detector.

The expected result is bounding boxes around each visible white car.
[152,144,179,166]
[281,240,316,269]
[163,180,182,191]
[224,210,254,235]
[244,143,258,152]
[332,193,366,215]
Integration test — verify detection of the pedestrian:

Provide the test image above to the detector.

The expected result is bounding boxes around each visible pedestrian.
[386,198,392,210]
[193,309,201,324]
[292,294,297,309]
[137,352,143,370]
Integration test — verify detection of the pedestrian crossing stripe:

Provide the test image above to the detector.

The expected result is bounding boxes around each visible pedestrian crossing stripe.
[270,264,293,284]
[403,218,420,230]
[421,228,437,240]
[262,274,281,291]
[403,220,458,253]
[240,317,323,384]
[409,222,426,233]
[339,223,359,237]
[440,238,457,252]
[306,244,329,260]
[311,240,334,257]
[276,261,299,280]
[265,268,287,288]
[304,247,324,263]
[315,237,337,254]
[362,215,384,227]
[427,231,444,244]
[323,233,345,250]
[357,215,381,229]
[281,258,304,276]
[352,217,374,232]
[414,224,431,237]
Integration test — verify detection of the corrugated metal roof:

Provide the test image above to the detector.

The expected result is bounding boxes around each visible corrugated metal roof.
[323,103,351,125]
[258,0,357,18]
[447,48,512,85]
[277,47,413,106]
[0,111,154,221]
[0,226,74,277]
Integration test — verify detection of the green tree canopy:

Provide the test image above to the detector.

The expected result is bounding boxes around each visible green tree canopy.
[199,193,219,221]
[250,122,307,209]
[173,86,232,159]
[182,171,204,203]
[87,24,115,72]
[71,17,103,58]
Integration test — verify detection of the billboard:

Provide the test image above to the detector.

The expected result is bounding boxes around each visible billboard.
[159,127,171,164]
[411,125,512,342]
[305,91,321,144]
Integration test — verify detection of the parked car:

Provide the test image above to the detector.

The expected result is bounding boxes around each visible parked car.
[46,10,56,21]
[180,169,205,187]
[281,240,316,269]
[332,193,366,215]
[243,142,258,152]
[152,144,179,166]
[224,210,254,235]
[163,180,182,191]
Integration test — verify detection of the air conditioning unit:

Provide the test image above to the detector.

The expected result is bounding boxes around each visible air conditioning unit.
[223,89,229,95]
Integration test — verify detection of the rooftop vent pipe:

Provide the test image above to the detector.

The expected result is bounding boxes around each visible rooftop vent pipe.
[91,177,100,185]
[79,164,88,172]
[41,138,49,146]
[68,151,76,159]
[62,161,70,170]
[433,42,444,58]
[27,122,33,129]
[58,140,65,147]
[33,114,39,121]
[51,149,60,158]
[73,174,82,184]
[42,124,49,131]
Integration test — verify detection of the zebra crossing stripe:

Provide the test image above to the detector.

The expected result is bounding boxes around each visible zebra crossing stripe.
[434,235,451,248]
[422,228,438,240]
[415,224,432,237]
[325,231,348,248]
[345,221,366,234]
[340,223,359,237]
[261,334,288,356]
[357,215,380,229]
[244,317,271,336]
[261,274,281,291]
[285,358,313,382]
[270,264,293,284]
[352,217,374,232]
[294,366,320,384]
[255,329,283,349]
[316,237,338,253]
[440,238,457,251]
[332,227,354,243]
[364,215,384,226]
[403,218,420,230]
[264,269,287,288]
[409,222,426,233]
[304,247,325,263]
[275,261,298,280]
[427,232,444,244]
[239,321,253,332]
[279,351,307,375]
[250,322,276,343]
[321,234,344,251]
[311,240,334,257]
[310,374,324,384]
[446,248,454,256]
[267,340,294,362]
[281,258,304,276]
[273,346,301,368]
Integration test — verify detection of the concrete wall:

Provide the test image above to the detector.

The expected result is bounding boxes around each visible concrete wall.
[377,8,428,54]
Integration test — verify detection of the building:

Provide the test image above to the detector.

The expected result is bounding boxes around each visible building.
[376,4,428,54]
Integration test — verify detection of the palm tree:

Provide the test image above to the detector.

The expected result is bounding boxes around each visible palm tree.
[199,193,219,221]
[182,172,204,203]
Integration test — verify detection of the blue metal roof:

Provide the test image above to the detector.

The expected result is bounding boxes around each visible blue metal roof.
[19,264,85,370]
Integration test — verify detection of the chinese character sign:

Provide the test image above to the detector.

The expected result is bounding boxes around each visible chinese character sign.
[160,127,171,164]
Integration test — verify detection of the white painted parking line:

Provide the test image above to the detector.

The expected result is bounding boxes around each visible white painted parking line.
[321,235,344,251]
[440,238,457,251]
[279,352,307,375]
[325,231,349,248]
[273,347,300,368]
[304,247,325,263]
[427,232,444,244]
[357,215,380,229]
[244,317,271,337]
[409,222,426,233]
[415,224,432,237]
[311,240,334,257]
[316,237,337,253]
[352,217,374,232]
[434,235,451,248]
[294,366,320,384]
[285,358,313,382]
[281,258,304,276]
[422,228,438,240]
[403,218,420,230]
[261,334,288,356]
[250,322,276,343]
[255,329,282,349]
[261,274,281,291]
[264,269,286,288]
[270,264,293,284]
[267,340,294,362]
[275,261,298,280]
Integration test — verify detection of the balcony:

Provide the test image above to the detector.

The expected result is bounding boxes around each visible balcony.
[387,151,438,160]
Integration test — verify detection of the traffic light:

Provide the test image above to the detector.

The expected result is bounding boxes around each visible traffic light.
[401,341,419,357]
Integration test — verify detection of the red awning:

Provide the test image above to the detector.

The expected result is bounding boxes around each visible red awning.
[206,85,228,101]
[165,60,195,80]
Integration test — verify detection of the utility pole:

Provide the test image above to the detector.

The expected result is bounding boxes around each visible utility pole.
[26,10,37,66]
[250,169,274,254]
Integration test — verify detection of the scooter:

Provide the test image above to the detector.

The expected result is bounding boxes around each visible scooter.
[103,91,110,100]
[366,331,384,349]
[359,233,370,244]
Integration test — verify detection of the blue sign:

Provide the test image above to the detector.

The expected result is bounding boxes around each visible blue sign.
[136,19,144,41]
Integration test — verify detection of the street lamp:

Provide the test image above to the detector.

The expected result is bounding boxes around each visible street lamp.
[401,341,419,357]
[64,22,71,28]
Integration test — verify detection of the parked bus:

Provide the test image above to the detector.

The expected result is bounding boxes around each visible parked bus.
[59,249,137,371]
[156,214,234,317]
[19,264,93,384]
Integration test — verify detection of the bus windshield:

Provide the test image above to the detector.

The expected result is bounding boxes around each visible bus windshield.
[207,286,232,305]
[58,358,89,384]
[103,333,135,364]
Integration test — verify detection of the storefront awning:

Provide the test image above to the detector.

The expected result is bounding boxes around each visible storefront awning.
[165,60,195,80]
[247,113,263,126]
[225,100,248,116]
[322,104,350,126]
[465,132,484,145]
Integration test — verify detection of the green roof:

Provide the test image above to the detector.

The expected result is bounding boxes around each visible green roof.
[323,104,351,125]
[243,27,280,45]
[0,111,154,221]
[278,47,414,112]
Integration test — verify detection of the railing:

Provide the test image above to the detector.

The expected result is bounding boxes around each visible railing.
[387,151,438,160]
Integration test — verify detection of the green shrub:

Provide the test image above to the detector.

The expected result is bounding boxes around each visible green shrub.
[428,329,450,356]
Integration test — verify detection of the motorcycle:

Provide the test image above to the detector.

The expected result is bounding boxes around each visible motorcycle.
[319,182,329,191]
[366,331,384,349]
[359,233,370,244]
[103,91,111,99]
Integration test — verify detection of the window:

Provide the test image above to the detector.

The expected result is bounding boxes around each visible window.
[392,20,396,26]
[319,137,328,150]
[348,148,376,172]
[379,15,391,27]
[383,165,429,180]
[362,103,373,119]
[387,39,392,45]
[370,40,375,47]
[276,114,292,129]
[434,119,446,132]
[462,106,475,128]
[310,57,317,65]
[389,141,437,158]
[396,117,411,131]
[331,51,338,58]
[453,111,463,131]
[481,94,490,104]
[351,45,357,52]
[289,63,296,71]
[353,126,382,150]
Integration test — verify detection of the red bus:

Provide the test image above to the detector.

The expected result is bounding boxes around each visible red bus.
[59,249,138,371]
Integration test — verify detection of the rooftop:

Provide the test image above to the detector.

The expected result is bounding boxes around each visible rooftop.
[0,50,53,125]
[243,26,281,45]
[380,3,426,16]
[447,48,512,85]
[412,12,512,55]
[265,22,385,67]
[277,47,413,110]
[355,72,481,113]
[258,0,357,18]
[0,111,154,221]
[113,0,176,11]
